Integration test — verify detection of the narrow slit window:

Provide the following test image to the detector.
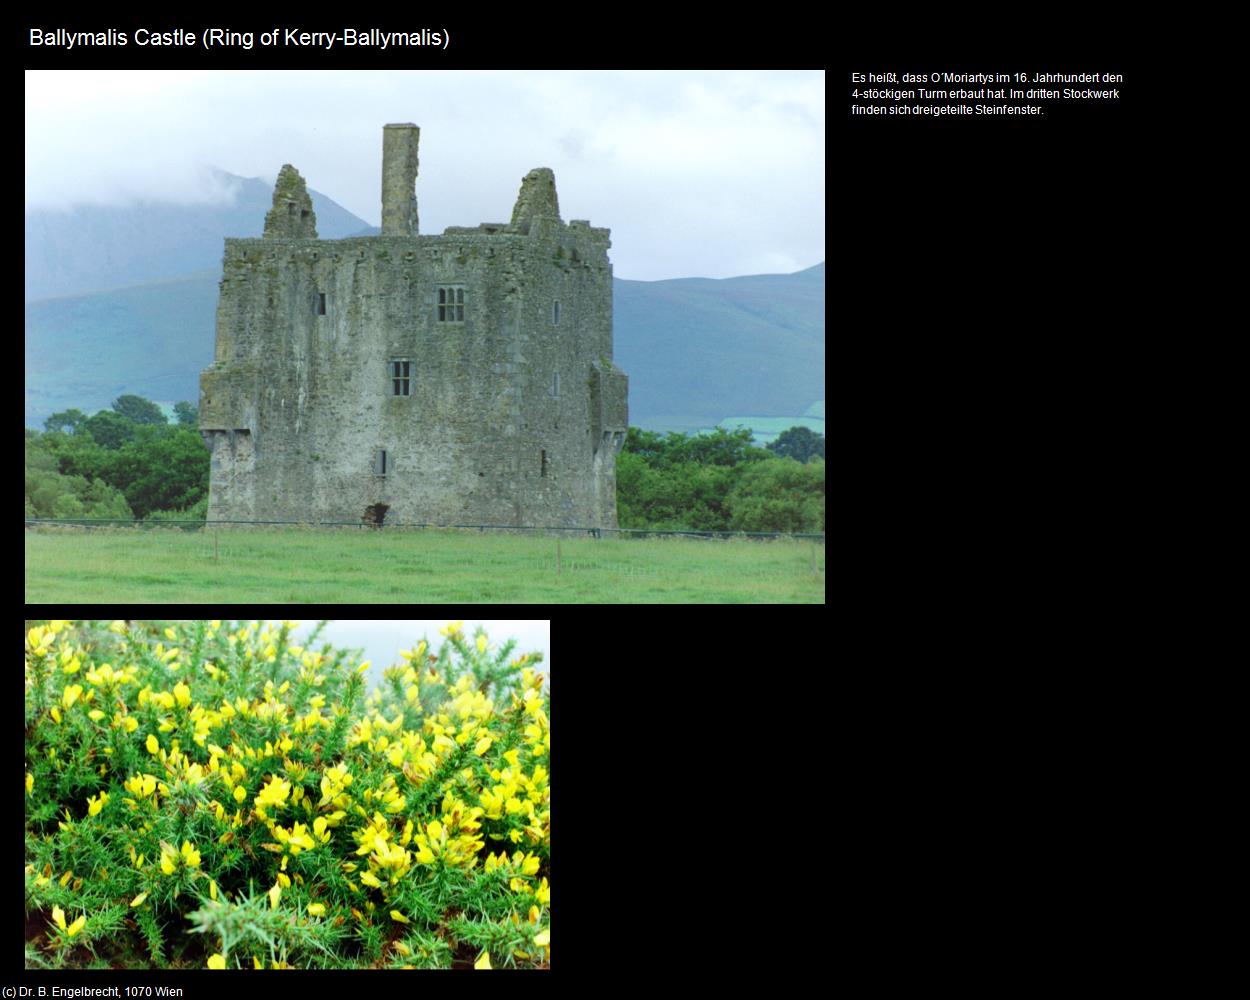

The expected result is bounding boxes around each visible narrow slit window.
[541,450,548,478]
[551,371,560,398]
[316,292,326,315]
[553,301,560,325]
[374,449,388,476]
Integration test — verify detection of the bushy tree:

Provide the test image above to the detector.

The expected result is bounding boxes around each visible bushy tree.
[174,401,198,428]
[669,427,768,467]
[116,426,210,518]
[112,394,167,426]
[51,493,85,519]
[84,410,136,449]
[25,435,134,519]
[727,457,824,532]
[44,408,88,435]
[767,425,824,463]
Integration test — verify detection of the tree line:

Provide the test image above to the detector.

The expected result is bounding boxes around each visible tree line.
[617,425,824,533]
[26,396,207,521]
[26,396,825,532]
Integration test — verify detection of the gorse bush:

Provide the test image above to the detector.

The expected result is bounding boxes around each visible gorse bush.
[24,620,550,970]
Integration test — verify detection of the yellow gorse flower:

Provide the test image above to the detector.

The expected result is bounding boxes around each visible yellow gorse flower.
[400,641,428,662]
[158,840,200,875]
[87,792,109,816]
[50,907,86,938]
[125,773,159,799]
[27,626,56,654]
[207,954,226,969]
[256,775,291,810]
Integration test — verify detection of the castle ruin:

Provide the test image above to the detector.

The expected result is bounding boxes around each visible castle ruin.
[199,124,627,527]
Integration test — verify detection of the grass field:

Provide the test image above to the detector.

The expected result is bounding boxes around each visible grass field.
[25,527,825,603]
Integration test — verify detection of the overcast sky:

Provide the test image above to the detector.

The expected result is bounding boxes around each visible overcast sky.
[290,619,549,693]
[24,70,823,281]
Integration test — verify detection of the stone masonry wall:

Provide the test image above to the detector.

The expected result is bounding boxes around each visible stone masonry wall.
[201,157,625,528]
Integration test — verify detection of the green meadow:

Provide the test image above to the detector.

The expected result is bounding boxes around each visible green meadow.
[25,527,824,603]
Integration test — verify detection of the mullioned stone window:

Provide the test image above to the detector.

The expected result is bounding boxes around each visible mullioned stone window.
[390,360,411,396]
[437,286,465,322]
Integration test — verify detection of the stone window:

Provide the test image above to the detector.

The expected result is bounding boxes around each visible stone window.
[390,359,411,396]
[316,292,326,315]
[550,371,560,398]
[541,450,548,478]
[437,286,465,322]
[552,301,560,325]
[373,449,389,476]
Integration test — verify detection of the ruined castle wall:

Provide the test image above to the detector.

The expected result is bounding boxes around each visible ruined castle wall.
[202,220,620,527]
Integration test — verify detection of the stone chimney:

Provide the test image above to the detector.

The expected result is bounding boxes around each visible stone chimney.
[381,124,420,236]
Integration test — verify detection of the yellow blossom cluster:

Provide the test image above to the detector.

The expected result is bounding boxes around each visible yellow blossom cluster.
[25,620,550,970]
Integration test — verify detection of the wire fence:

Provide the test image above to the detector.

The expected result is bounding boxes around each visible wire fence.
[24,517,825,543]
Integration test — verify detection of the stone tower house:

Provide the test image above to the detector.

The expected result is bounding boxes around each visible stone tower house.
[199,124,628,528]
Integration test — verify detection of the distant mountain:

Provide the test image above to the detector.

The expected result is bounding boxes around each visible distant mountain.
[614,264,824,430]
[25,170,373,302]
[25,272,218,425]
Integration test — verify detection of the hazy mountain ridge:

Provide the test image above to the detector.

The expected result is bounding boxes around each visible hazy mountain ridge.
[614,264,824,429]
[25,170,373,303]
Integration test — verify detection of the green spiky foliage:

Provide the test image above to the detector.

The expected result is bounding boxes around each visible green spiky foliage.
[24,620,550,970]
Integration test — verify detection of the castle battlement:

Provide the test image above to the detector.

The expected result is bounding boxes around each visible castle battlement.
[199,126,626,528]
